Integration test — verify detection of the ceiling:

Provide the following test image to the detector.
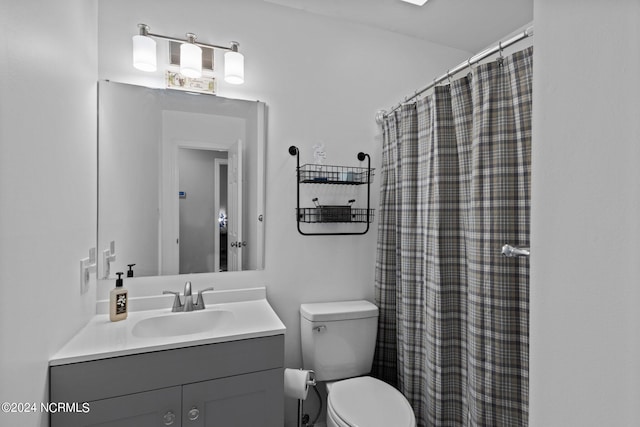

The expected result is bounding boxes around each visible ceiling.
[263,0,533,53]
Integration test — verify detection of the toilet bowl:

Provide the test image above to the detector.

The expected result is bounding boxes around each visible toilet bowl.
[326,376,415,427]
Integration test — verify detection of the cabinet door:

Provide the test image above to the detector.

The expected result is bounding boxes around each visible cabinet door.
[182,368,283,427]
[51,386,181,427]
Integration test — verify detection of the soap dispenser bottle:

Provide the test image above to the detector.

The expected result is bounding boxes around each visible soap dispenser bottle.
[110,272,128,322]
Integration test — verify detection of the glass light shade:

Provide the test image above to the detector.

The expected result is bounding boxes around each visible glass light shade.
[180,43,202,78]
[224,51,244,85]
[132,35,157,72]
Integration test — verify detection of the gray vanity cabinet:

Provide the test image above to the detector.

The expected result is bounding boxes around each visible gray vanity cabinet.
[49,335,284,427]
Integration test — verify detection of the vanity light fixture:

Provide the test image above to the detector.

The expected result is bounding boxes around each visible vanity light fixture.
[132,23,245,84]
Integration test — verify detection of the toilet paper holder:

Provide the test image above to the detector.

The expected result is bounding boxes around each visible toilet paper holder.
[288,369,319,427]
[306,370,316,387]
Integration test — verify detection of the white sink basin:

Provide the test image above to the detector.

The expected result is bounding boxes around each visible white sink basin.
[132,309,234,338]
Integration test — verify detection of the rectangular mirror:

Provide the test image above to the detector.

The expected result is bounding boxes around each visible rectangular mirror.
[98,81,265,278]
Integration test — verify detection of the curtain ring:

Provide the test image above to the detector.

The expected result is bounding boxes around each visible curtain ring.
[447,70,451,84]
[497,41,505,66]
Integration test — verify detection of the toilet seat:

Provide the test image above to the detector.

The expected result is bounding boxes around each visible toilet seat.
[327,376,415,427]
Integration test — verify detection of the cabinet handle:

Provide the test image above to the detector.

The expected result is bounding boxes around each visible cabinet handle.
[188,407,200,421]
[163,410,176,425]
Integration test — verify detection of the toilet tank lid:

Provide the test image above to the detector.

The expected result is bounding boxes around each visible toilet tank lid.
[300,300,378,322]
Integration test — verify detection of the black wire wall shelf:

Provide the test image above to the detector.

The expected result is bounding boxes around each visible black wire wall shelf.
[297,207,375,223]
[297,164,374,185]
[289,145,374,236]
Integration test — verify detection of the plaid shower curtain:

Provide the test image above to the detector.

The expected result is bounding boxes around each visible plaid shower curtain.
[373,46,533,427]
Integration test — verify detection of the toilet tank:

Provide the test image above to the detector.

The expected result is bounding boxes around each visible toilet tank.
[300,300,378,381]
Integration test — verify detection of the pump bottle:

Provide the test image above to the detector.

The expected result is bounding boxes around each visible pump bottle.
[110,272,128,322]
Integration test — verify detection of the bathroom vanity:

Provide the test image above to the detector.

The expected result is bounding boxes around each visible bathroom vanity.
[49,287,285,427]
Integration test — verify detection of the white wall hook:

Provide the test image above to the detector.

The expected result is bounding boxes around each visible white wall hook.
[80,247,97,294]
[102,240,116,279]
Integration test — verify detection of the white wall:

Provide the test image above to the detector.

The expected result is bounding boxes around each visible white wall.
[530,1,640,425]
[0,1,98,426]
[97,0,470,424]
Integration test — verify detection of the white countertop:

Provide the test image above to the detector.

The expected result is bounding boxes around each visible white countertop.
[50,287,286,366]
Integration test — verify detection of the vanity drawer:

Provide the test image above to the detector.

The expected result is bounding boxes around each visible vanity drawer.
[50,335,284,403]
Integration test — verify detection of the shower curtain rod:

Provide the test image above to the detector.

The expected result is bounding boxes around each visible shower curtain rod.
[376,25,534,123]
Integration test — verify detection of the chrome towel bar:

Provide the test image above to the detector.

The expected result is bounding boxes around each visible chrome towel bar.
[501,244,530,258]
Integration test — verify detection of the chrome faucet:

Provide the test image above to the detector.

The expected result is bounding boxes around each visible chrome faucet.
[183,281,194,312]
[163,282,214,312]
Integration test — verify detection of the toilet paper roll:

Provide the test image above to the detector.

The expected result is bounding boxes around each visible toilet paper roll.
[284,368,312,400]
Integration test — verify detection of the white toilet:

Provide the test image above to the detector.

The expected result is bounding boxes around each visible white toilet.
[300,300,416,427]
